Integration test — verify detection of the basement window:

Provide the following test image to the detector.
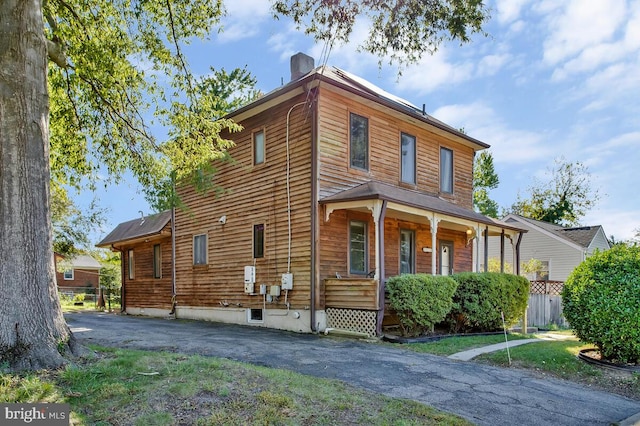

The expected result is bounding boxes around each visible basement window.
[248,308,264,323]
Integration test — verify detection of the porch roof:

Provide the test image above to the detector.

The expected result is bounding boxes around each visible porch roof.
[96,211,171,248]
[319,181,526,235]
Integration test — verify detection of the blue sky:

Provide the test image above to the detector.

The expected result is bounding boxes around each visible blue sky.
[88,0,640,244]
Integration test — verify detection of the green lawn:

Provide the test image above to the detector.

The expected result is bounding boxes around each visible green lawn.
[403,332,640,400]
[405,333,530,356]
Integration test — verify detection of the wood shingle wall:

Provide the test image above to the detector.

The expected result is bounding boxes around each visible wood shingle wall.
[174,93,314,311]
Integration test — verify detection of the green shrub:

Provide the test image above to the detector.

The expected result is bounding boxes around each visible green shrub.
[448,272,529,333]
[387,274,457,337]
[562,245,640,364]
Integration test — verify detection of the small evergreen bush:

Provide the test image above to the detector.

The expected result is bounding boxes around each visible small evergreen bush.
[562,245,640,364]
[448,272,529,333]
[386,274,457,337]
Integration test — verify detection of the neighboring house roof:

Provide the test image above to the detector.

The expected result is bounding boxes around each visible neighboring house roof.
[228,64,489,152]
[504,214,610,250]
[320,181,526,233]
[55,253,102,270]
[96,211,171,247]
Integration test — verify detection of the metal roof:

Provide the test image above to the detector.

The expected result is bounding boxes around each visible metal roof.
[96,211,171,247]
[228,64,489,151]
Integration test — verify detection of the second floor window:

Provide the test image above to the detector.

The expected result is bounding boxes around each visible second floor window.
[63,269,74,280]
[350,113,368,171]
[349,220,368,274]
[193,234,207,265]
[253,224,264,258]
[253,130,265,165]
[401,133,416,184]
[440,147,453,194]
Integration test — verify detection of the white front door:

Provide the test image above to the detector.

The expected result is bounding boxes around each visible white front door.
[440,241,453,275]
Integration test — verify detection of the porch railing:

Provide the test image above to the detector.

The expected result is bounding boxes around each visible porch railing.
[323,278,379,310]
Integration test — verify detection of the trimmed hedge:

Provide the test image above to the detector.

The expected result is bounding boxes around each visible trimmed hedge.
[562,245,640,364]
[387,274,457,337]
[447,272,530,333]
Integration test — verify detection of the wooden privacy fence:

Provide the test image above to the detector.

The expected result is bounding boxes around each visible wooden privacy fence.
[527,280,569,328]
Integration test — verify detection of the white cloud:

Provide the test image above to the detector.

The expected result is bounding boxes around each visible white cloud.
[431,102,551,164]
[395,48,475,94]
[218,0,272,42]
[267,25,301,62]
[477,53,511,77]
[494,0,531,25]
[583,209,640,241]
[541,0,627,67]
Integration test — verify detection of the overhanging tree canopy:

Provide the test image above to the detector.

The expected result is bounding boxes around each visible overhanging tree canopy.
[0,0,492,371]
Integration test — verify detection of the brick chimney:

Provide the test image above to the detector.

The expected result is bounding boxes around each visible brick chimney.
[290,52,315,81]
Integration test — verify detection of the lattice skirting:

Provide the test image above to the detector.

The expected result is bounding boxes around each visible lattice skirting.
[530,280,564,295]
[325,307,377,337]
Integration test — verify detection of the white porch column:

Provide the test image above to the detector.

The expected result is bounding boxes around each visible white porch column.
[367,200,384,281]
[429,214,441,275]
[475,224,482,272]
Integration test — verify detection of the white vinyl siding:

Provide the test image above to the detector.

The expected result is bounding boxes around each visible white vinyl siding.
[480,219,587,282]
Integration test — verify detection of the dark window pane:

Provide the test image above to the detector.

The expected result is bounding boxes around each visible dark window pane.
[253,224,264,258]
[350,114,369,170]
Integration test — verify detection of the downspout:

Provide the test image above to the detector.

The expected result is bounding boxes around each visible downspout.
[310,92,318,332]
[500,230,505,273]
[112,244,126,313]
[169,205,177,315]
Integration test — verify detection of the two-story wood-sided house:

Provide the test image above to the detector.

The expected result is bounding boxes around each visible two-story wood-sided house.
[98,53,526,336]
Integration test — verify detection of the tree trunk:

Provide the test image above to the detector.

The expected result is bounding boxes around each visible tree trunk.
[0,0,81,370]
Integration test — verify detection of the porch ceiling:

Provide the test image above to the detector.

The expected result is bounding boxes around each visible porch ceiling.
[320,181,526,237]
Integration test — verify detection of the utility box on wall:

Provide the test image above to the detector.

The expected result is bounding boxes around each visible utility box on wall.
[281,273,293,290]
[244,266,255,294]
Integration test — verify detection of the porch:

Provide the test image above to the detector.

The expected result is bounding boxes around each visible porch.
[319,181,527,336]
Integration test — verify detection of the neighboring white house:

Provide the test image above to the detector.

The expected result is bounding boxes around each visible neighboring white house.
[478,214,611,282]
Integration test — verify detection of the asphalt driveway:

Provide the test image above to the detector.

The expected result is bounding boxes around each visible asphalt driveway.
[65,311,640,426]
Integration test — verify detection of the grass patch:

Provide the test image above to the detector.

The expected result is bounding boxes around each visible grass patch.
[0,346,470,425]
[406,333,529,356]
[58,293,121,313]
[477,340,640,400]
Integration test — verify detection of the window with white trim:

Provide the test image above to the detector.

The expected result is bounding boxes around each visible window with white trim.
[400,229,415,274]
[349,220,368,274]
[63,269,74,280]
